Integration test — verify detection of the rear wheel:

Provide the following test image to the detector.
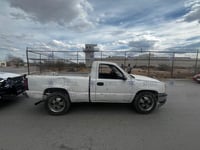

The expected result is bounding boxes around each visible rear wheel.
[133,92,157,114]
[45,92,71,115]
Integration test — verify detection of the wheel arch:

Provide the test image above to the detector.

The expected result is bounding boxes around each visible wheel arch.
[132,90,158,103]
[43,88,71,102]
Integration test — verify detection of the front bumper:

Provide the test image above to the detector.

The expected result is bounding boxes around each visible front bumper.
[157,93,167,107]
[193,77,200,83]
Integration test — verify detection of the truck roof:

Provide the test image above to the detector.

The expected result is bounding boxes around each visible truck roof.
[93,61,118,66]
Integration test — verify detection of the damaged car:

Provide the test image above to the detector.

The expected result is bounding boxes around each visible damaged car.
[0,72,28,100]
[193,73,200,83]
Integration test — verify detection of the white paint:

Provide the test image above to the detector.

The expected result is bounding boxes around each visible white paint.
[131,74,160,82]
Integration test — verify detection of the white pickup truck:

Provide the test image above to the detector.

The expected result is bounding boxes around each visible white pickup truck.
[27,61,167,115]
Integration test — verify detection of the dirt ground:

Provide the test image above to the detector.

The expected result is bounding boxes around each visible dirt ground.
[133,68,195,78]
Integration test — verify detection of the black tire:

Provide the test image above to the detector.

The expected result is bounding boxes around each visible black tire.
[133,92,157,114]
[45,92,71,115]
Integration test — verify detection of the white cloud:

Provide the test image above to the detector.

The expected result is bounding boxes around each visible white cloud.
[10,47,20,51]
[10,12,28,20]
[0,46,20,52]
[32,40,85,51]
[7,0,94,29]
[1,0,200,60]
[154,20,200,49]
[117,40,129,45]
[184,0,200,23]
[129,39,157,50]
[49,40,68,48]
[67,18,95,32]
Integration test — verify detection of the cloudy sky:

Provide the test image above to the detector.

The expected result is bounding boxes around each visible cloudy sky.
[0,0,200,60]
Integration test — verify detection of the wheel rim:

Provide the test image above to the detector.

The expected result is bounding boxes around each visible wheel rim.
[48,96,66,113]
[138,95,154,112]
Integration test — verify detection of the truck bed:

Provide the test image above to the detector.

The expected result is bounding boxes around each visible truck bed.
[27,75,90,102]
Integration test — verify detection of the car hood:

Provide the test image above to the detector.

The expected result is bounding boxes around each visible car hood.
[194,74,200,77]
[130,74,160,82]
[0,72,20,80]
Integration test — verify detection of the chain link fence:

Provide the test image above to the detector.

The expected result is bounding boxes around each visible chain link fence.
[26,47,200,78]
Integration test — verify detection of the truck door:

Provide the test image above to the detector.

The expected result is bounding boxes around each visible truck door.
[91,64,133,103]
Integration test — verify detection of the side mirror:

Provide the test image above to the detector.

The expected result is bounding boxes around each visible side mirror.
[122,76,127,80]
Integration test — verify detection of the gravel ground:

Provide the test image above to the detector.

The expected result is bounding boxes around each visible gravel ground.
[0,80,200,150]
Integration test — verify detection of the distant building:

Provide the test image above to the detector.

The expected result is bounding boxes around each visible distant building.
[83,44,99,67]
[0,61,7,67]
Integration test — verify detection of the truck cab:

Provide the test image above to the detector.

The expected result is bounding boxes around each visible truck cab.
[90,61,134,103]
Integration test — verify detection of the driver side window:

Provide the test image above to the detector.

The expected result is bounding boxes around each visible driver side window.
[98,64,124,79]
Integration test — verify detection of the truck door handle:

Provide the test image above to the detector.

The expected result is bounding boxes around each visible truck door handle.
[97,82,104,86]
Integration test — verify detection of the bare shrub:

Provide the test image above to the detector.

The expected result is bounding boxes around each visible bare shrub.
[157,64,171,71]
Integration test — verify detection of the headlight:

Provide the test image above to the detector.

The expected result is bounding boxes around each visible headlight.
[160,82,166,93]
[164,83,166,93]
[0,79,6,87]
[0,80,3,86]
[5,78,13,88]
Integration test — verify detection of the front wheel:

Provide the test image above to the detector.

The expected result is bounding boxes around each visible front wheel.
[133,92,157,114]
[45,92,71,115]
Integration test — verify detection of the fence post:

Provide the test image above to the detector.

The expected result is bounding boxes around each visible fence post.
[77,51,79,71]
[101,51,102,61]
[51,51,53,60]
[194,50,199,74]
[26,47,30,75]
[171,52,175,78]
[124,51,127,67]
[148,51,151,76]
[39,54,41,74]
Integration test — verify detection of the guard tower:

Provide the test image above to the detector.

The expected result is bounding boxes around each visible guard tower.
[83,44,99,67]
